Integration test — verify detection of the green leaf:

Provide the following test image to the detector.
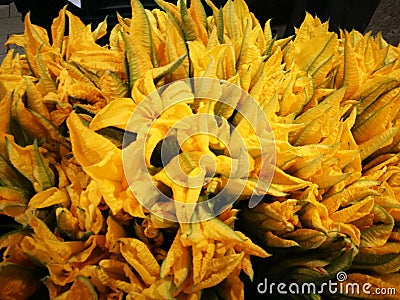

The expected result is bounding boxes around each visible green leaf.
[152,54,187,84]
[130,0,157,67]
[360,204,394,248]
[96,126,125,148]
[179,0,198,42]
[6,138,55,193]
[32,139,55,190]
[282,229,328,250]
[324,248,354,275]
[359,126,400,160]
[120,32,152,89]
[357,76,399,116]
[217,8,224,44]
[36,45,57,94]
[353,251,400,274]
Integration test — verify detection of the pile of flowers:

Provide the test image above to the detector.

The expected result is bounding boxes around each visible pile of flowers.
[0,0,400,299]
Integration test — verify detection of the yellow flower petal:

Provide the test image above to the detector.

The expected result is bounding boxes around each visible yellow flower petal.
[118,238,160,285]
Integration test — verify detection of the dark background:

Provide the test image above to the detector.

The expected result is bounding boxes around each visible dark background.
[365,0,399,45]
[9,0,400,45]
